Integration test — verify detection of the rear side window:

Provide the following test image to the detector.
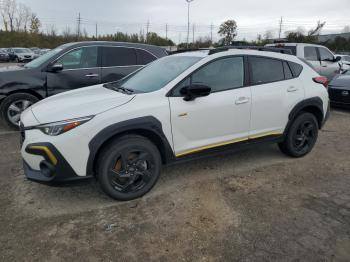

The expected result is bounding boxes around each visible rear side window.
[288,62,303,77]
[304,47,318,61]
[283,62,293,79]
[249,57,284,85]
[136,49,157,65]
[102,47,137,67]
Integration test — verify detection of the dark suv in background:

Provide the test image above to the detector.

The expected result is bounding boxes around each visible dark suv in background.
[0,41,167,128]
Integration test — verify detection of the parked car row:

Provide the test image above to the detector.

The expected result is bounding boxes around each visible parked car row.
[0,47,51,63]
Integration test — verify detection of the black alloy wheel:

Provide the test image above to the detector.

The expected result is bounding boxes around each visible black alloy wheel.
[97,135,161,201]
[278,112,319,157]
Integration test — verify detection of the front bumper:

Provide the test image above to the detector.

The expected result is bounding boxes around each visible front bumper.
[23,142,92,183]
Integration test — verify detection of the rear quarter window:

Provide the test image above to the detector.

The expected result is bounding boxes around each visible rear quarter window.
[102,47,137,67]
[136,49,157,65]
[288,62,303,77]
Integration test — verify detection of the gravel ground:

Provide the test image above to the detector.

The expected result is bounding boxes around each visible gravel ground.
[0,63,350,261]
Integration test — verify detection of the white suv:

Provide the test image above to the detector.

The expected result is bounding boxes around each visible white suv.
[20,48,330,200]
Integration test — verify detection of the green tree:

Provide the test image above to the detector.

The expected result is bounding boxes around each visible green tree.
[218,20,237,46]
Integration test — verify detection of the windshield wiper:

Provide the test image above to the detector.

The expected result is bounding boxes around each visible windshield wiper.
[104,82,134,94]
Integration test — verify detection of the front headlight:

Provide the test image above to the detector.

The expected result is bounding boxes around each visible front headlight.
[36,116,94,136]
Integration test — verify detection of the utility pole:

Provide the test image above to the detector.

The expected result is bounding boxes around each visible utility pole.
[77,12,81,39]
[186,0,194,48]
[192,23,195,43]
[146,19,150,43]
[278,16,283,39]
[95,23,98,39]
[210,23,214,44]
[165,24,168,40]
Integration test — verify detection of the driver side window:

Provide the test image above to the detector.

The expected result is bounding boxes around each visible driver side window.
[319,47,334,62]
[57,46,98,70]
[172,56,244,96]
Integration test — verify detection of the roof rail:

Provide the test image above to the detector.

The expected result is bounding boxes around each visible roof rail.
[208,46,293,55]
[168,48,211,55]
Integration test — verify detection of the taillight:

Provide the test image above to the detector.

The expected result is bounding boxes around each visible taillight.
[313,76,329,89]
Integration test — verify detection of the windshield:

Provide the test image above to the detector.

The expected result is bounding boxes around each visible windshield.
[24,48,63,68]
[13,48,31,53]
[106,56,202,93]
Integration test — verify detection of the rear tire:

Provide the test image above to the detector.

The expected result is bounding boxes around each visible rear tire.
[0,93,39,129]
[278,112,319,158]
[97,135,162,201]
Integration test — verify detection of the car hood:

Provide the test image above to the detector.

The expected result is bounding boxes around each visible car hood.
[0,65,26,72]
[330,74,350,89]
[30,84,135,124]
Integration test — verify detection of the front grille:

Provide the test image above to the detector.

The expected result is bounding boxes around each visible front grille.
[329,87,350,104]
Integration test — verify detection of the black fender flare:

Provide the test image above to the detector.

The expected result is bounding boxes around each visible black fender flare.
[86,116,175,176]
[285,97,325,135]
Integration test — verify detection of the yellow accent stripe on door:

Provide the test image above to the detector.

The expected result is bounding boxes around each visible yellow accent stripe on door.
[175,130,283,157]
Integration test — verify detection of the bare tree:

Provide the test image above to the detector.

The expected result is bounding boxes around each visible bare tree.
[308,21,326,36]
[46,24,57,37]
[22,5,31,32]
[0,0,16,31]
[15,3,26,31]
[62,26,72,38]
[0,2,9,31]
[3,0,17,32]
[264,29,274,40]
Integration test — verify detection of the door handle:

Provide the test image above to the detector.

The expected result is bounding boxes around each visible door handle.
[287,86,298,92]
[85,73,99,78]
[235,97,249,105]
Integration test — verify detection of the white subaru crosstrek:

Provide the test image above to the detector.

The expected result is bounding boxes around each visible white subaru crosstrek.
[20,48,330,201]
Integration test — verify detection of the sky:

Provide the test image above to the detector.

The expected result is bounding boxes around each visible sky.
[18,0,350,43]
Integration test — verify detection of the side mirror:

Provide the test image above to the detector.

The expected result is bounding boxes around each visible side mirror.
[180,84,211,101]
[335,56,342,62]
[49,63,63,72]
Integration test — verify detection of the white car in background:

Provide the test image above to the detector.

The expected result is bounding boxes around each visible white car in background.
[8,48,35,62]
[266,43,341,79]
[20,47,330,201]
[336,54,350,71]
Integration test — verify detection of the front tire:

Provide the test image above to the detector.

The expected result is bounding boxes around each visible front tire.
[97,135,162,201]
[279,112,319,157]
[0,93,39,129]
